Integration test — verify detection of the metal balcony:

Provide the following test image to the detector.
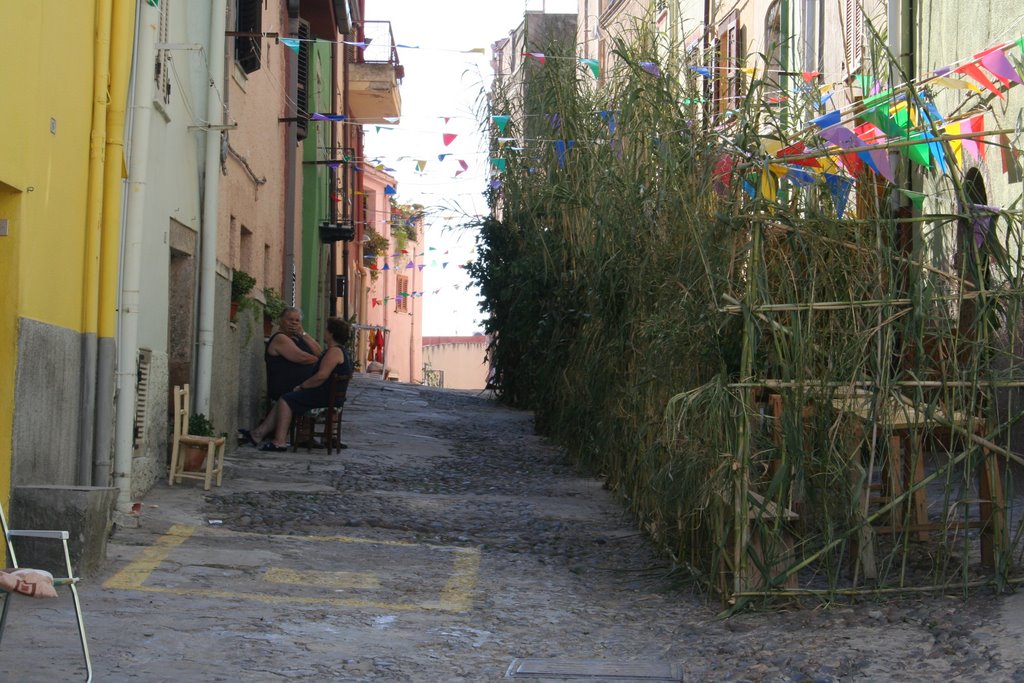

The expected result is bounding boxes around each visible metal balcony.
[348,20,403,124]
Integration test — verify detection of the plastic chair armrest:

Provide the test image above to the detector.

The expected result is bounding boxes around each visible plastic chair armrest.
[6,530,70,540]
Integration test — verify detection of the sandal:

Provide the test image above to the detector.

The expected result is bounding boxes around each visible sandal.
[259,442,289,452]
[238,429,258,447]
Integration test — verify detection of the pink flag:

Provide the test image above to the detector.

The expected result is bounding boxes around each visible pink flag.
[459,159,468,170]
[979,48,1023,86]
[961,115,981,161]
[443,133,457,146]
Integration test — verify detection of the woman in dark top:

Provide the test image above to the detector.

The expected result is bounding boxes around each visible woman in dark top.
[248,317,353,451]
[265,307,320,400]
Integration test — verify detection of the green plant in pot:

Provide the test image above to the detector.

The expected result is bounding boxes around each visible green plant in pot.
[231,269,257,321]
[263,287,287,335]
[184,413,216,470]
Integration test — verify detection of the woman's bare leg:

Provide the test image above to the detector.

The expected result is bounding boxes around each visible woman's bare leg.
[272,400,294,446]
[252,402,279,442]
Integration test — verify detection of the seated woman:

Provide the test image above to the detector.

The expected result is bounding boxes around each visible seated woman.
[248,317,353,451]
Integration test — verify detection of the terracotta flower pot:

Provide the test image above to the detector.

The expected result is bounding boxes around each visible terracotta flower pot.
[183,444,208,471]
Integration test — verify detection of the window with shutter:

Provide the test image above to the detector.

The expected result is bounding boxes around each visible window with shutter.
[844,0,864,75]
[764,0,782,75]
[716,11,742,116]
[296,20,310,141]
[396,275,409,313]
[155,0,171,106]
[235,0,262,74]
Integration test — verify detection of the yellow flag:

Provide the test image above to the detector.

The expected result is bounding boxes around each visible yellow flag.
[944,122,963,167]
[761,169,778,202]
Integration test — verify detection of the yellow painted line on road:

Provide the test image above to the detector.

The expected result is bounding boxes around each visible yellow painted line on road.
[437,548,481,612]
[263,567,381,590]
[103,524,481,612]
[103,523,194,590]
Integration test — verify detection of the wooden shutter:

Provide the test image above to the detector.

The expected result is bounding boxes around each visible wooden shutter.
[155,0,171,105]
[296,20,310,141]
[133,349,152,451]
[235,0,262,74]
[844,0,863,75]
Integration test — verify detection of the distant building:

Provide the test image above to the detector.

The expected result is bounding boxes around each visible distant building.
[422,335,490,390]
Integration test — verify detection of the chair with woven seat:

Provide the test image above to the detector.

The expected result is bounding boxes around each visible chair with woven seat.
[291,373,352,455]
[0,499,92,681]
[168,384,226,490]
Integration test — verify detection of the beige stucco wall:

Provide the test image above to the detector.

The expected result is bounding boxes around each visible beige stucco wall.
[422,343,490,391]
[220,0,297,298]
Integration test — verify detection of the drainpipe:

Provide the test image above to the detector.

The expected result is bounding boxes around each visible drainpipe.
[802,0,816,74]
[887,0,909,213]
[193,0,228,416]
[79,0,114,485]
[329,40,339,325]
[114,0,157,516]
[93,0,135,486]
[283,20,298,306]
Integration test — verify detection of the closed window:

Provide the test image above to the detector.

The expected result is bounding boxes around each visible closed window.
[716,11,743,116]
[396,274,409,313]
[844,0,864,75]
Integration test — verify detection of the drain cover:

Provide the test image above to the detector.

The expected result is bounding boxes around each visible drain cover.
[506,658,682,681]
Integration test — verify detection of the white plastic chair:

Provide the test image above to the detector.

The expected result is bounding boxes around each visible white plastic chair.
[0,498,92,681]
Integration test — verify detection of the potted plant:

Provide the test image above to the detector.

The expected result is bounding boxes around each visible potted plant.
[183,413,217,471]
[231,269,257,321]
[263,287,286,336]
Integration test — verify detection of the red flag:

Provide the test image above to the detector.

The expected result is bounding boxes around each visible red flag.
[972,114,987,161]
[443,133,457,146]
[956,62,1005,99]
[776,141,821,168]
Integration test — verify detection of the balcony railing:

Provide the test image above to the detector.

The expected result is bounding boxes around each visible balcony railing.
[361,20,403,82]
[348,20,403,123]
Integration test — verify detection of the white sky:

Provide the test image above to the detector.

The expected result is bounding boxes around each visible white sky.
[363,0,577,336]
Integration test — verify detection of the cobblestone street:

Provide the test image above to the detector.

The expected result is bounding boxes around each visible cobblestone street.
[3,374,1024,682]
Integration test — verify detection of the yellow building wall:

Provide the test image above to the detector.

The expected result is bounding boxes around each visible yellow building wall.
[0,1,99,506]
[0,2,95,331]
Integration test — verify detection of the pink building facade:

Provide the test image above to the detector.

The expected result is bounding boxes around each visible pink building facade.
[357,166,422,383]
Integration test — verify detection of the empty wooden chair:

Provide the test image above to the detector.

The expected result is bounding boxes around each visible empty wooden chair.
[0,499,92,681]
[168,384,226,490]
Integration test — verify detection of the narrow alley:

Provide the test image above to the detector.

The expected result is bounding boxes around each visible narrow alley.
[2,375,1024,682]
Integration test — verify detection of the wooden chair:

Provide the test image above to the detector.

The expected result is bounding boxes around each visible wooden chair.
[168,384,226,491]
[0,499,92,681]
[291,374,351,455]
